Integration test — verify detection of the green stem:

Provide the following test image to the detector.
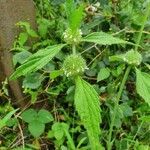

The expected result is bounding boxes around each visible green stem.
[72,45,76,55]
[64,128,76,150]
[107,66,131,150]
[134,2,150,51]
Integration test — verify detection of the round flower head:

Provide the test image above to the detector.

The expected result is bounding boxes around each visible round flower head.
[124,50,142,66]
[63,54,87,77]
[63,28,82,45]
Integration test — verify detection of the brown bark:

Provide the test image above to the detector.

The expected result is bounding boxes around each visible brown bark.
[0,0,36,107]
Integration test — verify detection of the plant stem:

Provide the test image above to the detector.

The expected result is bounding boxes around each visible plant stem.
[134,2,150,51]
[72,45,76,55]
[107,65,131,150]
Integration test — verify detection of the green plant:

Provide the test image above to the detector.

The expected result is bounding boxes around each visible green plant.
[8,0,150,149]
[107,2,150,150]
[21,109,53,138]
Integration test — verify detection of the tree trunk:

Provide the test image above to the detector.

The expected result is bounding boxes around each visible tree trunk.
[0,0,36,107]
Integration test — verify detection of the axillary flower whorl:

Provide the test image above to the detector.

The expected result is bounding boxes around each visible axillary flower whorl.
[63,54,88,77]
[124,50,142,66]
[63,28,82,44]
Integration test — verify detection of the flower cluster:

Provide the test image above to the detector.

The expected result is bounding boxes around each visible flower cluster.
[124,50,142,66]
[63,54,88,77]
[63,28,82,44]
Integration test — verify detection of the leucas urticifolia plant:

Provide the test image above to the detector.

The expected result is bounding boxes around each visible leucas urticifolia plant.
[10,0,150,149]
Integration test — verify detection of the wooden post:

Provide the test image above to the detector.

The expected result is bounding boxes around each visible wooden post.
[0,0,36,107]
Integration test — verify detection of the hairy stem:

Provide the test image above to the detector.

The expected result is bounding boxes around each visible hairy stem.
[134,2,150,51]
[107,66,131,150]
[72,45,76,55]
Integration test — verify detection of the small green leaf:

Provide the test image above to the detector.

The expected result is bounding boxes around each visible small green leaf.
[120,103,133,117]
[75,76,102,150]
[97,67,110,82]
[13,51,32,66]
[23,73,44,89]
[0,109,19,130]
[28,120,45,138]
[82,32,128,45]
[16,21,38,37]
[18,32,28,46]
[52,122,65,141]
[50,70,64,79]
[38,109,54,124]
[10,44,65,80]
[136,68,150,106]
[21,109,37,123]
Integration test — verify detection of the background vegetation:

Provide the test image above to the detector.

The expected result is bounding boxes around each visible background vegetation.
[0,0,150,150]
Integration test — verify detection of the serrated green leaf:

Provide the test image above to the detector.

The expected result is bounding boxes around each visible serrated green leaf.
[75,76,101,150]
[38,109,54,124]
[136,68,150,106]
[21,109,37,123]
[82,32,128,45]
[28,120,45,138]
[97,67,110,82]
[10,44,65,80]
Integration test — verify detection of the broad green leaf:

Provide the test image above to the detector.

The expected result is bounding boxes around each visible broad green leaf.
[38,109,54,124]
[0,109,19,130]
[136,68,150,106]
[82,32,128,45]
[28,120,45,138]
[23,73,44,89]
[75,76,102,150]
[10,44,65,80]
[21,109,37,123]
[97,67,110,82]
